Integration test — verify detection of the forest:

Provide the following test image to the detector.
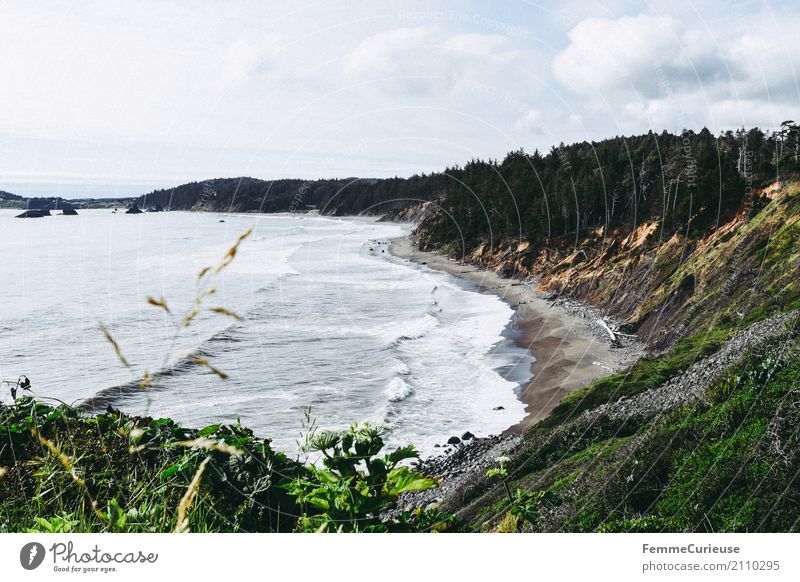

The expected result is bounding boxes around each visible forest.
[416,123,800,252]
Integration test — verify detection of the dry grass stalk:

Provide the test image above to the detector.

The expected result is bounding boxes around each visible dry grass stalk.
[32,426,85,488]
[31,426,109,525]
[208,307,243,320]
[214,227,253,273]
[139,370,152,390]
[99,324,129,367]
[102,228,252,396]
[146,296,171,313]
[193,357,229,380]
[174,456,211,533]
[179,437,243,457]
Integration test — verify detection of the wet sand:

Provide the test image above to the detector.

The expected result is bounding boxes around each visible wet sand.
[389,237,639,433]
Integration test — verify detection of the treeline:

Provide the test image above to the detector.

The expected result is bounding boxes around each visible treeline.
[0,190,23,201]
[135,124,800,250]
[418,124,800,252]
[0,190,24,208]
[136,175,440,216]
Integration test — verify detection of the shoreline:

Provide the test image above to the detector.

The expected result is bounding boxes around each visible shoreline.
[388,236,641,434]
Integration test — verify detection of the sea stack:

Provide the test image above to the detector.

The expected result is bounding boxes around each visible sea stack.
[15,209,49,218]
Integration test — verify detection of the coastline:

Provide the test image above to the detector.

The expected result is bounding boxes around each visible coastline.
[388,236,641,434]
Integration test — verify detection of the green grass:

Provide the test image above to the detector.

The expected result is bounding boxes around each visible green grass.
[489,330,800,533]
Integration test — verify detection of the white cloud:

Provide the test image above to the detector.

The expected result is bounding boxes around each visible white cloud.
[552,12,800,134]
[442,33,518,60]
[227,35,285,82]
[552,14,724,98]
[727,18,800,104]
[341,27,525,98]
[343,26,437,79]
[514,109,544,134]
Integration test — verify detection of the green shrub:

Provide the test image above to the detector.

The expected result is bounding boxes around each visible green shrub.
[285,423,438,532]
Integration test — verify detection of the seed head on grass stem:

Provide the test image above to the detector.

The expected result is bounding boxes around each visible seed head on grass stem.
[174,456,211,533]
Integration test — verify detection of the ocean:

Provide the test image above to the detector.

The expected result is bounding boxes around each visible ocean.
[0,209,531,456]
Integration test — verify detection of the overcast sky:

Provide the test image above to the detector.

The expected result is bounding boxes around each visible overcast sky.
[1,0,798,197]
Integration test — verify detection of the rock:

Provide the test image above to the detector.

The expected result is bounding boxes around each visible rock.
[60,207,78,215]
[15,209,49,218]
[461,431,475,440]
[125,204,142,214]
[446,436,461,445]
[493,406,505,411]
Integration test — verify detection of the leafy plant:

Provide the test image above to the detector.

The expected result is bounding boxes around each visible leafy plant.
[26,514,80,533]
[285,422,437,532]
[507,489,558,530]
[486,455,559,531]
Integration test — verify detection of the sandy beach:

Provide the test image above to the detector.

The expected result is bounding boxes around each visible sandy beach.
[389,236,641,433]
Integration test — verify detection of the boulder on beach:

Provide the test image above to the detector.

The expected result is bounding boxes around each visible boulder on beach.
[446,436,461,445]
[125,204,142,214]
[461,431,475,440]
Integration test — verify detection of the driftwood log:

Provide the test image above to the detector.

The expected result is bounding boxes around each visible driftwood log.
[597,319,622,346]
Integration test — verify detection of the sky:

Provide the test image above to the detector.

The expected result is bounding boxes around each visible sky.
[1,0,798,198]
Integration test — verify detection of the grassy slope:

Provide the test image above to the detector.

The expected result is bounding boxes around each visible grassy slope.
[463,330,800,532]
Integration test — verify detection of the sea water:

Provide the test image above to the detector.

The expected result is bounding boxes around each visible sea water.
[0,209,531,456]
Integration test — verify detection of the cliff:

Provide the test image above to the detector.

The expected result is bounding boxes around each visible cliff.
[416,181,800,353]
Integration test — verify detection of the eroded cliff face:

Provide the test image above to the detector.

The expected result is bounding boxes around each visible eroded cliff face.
[376,201,433,223]
[415,182,800,351]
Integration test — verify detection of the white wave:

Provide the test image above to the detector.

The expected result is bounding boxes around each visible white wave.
[386,377,415,402]
[372,314,439,343]
[390,359,411,376]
